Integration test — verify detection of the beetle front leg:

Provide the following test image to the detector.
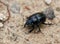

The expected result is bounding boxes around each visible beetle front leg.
[37,25,41,32]
[28,26,34,33]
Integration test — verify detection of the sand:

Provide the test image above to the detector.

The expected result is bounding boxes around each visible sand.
[0,0,60,44]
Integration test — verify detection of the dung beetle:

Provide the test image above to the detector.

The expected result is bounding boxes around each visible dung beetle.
[24,12,55,33]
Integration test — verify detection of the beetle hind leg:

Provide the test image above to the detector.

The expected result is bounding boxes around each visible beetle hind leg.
[43,23,53,25]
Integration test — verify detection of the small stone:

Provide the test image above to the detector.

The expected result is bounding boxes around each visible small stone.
[0,22,3,27]
[10,2,20,14]
[45,0,52,5]
[56,7,60,11]
[0,13,6,21]
[43,7,55,20]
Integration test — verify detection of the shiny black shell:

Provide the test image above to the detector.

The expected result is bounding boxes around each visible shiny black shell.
[24,13,46,27]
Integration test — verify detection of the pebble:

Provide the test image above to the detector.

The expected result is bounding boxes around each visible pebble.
[0,13,6,21]
[10,2,20,14]
[43,7,55,20]
[0,22,4,27]
[45,0,52,5]
[56,7,60,11]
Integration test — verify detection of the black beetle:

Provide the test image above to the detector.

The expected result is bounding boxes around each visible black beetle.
[24,12,55,33]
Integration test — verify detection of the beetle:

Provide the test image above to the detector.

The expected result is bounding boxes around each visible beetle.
[24,12,55,33]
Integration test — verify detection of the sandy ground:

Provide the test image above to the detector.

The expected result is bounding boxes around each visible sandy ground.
[0,0,60,44]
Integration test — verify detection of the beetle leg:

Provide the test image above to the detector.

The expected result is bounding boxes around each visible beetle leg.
[24,24,26,28]
[28,26,34,33]
[37,25,41,32]
[24,23,27,28]
[43,23,53,25]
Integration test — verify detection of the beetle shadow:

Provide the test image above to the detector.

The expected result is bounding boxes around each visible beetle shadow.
[23,23,50,35]
[33,24,46,34]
